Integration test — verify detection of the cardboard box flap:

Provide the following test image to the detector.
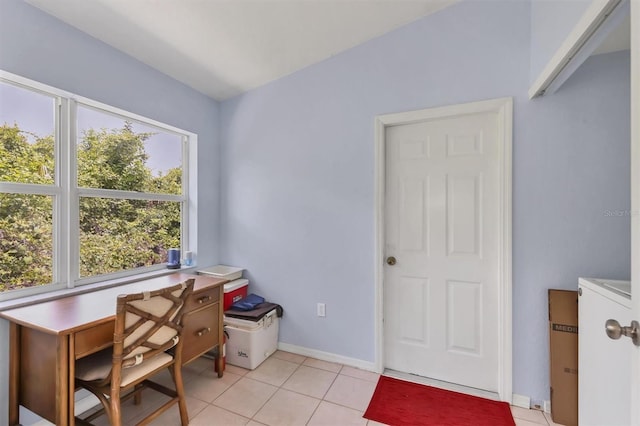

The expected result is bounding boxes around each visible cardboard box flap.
[548,289,579,325]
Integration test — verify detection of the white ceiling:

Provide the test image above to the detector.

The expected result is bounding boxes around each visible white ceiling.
[26,0,456,100]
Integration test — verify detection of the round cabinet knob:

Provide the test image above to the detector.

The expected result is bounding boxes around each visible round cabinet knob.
[386,256,397,266]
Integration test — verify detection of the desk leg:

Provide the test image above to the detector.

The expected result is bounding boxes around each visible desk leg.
[215,353,224,378]
[8,323,20,426]
[217,302,224,378]
[57,334,70,426]
[68,333,75,426]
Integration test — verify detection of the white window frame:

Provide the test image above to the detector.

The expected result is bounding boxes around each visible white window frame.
[0,70,198,301]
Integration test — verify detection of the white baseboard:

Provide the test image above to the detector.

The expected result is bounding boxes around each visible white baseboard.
[277,342,377,372]
[512,393,531,409]
[543,400,551,414]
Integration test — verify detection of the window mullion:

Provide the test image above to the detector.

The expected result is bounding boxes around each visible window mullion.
[77,187,184,203]
[186,134,197,262]
[66,99,79,287]
[56,98,70,288]
[0,182,61,196]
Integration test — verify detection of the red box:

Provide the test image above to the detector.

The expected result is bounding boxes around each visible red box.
[224,279,248,311]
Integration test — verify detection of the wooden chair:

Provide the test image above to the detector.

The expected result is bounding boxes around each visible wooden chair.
[74,279,195,426]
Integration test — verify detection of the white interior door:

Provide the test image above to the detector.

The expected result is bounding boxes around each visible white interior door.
[383,104,508,395]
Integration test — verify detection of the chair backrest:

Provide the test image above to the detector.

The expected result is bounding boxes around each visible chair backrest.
[113,279,194,370]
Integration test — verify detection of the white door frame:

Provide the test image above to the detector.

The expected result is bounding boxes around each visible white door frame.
[373,97,513,402]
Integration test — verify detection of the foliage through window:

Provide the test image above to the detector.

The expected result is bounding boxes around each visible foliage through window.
[0,73,195,299]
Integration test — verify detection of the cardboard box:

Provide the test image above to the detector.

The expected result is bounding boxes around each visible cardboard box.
[548,289,578,426]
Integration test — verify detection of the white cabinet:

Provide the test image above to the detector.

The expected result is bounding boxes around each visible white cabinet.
[578,278,631,426]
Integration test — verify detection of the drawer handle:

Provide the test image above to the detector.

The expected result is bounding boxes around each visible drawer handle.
[196,327,211,337]
[197,296,211,304]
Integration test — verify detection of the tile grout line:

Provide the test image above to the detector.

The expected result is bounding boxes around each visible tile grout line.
[248,358,307,424]
[303,364,343,425]
[237,356,372,425]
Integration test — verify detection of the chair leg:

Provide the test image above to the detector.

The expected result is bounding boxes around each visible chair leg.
[172,363,189,426]
[110,385,123,426]
[77,385,113,426]
[134,383,144,405]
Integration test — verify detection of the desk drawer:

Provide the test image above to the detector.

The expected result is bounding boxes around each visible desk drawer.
[185,286,220,312]
[182,302,219,364]
[75,322,114,359]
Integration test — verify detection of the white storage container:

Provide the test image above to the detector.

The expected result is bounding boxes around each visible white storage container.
[224,309,279,370]
[198,265,243,281]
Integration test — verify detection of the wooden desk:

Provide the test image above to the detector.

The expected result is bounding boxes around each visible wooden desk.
[0,273,226,426]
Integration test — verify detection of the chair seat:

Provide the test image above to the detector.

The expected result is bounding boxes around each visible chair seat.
[76,348,173,388]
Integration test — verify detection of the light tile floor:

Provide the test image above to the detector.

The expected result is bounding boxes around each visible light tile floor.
[79,351,563,426]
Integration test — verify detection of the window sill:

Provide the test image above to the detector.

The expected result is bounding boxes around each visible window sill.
[0,265,199,312]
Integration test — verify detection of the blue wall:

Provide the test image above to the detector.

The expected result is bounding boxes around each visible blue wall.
[220,1,630,403]
[221,0,530,361]
[515,49,630,401]
[530,0,592,84]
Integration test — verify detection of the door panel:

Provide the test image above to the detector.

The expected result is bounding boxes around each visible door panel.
[398,276,429,344]
[399,178,427,252]
[447,174,481,256]
[447,280,482,355]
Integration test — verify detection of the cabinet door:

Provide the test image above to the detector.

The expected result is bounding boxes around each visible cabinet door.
[182,302,219,364]
[579,285,631,426]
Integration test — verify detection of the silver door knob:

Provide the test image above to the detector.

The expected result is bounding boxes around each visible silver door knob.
[605,319,640,346]
[386,256,396,266]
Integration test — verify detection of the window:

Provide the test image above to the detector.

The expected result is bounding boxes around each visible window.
[0,72,197,300]
[0,80,58,295]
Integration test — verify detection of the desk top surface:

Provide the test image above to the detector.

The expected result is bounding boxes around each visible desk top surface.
[0,273,225,335]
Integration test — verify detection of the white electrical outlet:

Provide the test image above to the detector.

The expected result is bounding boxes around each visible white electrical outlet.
[317,303,326,317]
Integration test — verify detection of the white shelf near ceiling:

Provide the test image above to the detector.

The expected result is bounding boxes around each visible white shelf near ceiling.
[528,0,629,99]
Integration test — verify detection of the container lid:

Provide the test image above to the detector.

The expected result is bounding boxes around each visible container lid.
[224,310,276,331]
[197,265,243,278]
[224,278,249,292]
[225,322,262,332]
